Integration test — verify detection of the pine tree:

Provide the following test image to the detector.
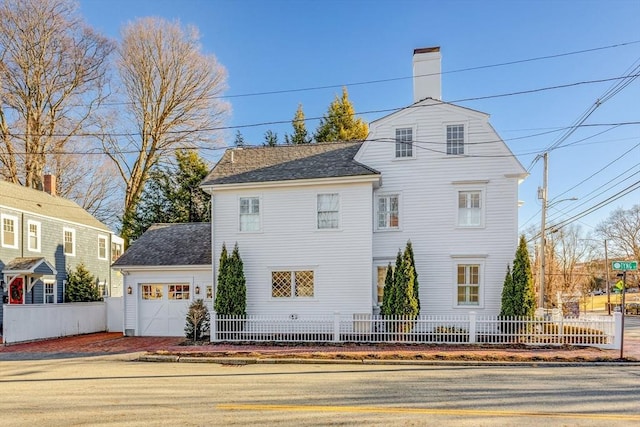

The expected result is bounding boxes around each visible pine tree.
[214,242,246,316]
[264,130,278,147]
[499,235,536,317]
[184,299,210,341]
[287,104,311,144]
[404,241,420,312]
[499,265,516,317]
[214,243,229,313]
[65,264,100,302]
[380,262,395,316]
[234,130,245,147]
[314,87,369,142]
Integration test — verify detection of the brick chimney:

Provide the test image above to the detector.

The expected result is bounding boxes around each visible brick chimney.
[43,174,56,196]
[413,46,441,102]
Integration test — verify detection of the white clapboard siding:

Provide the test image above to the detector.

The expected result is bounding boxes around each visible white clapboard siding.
[358,100,526,316]
[212,181,374,316]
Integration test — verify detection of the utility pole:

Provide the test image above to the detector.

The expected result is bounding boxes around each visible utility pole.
[605,239,611,315]
[538,152,548,310]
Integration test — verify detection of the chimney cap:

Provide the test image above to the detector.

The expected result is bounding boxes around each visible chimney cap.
[413,46,440,55]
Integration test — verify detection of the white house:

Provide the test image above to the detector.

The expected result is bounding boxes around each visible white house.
[116,47,527,336]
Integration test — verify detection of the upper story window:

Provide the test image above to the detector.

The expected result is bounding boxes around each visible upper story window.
[457,264,480,306]
[377,194,399,230]
[317,193,339,229]
[271,270,314,298]
[458,190,482,227]
[63,227,76,256]
[395,127,413,158]
[98,235,108,260]
[239,197,260,232]
[28,221,41,252]
[446,124,465,155]
[1,214,18,249]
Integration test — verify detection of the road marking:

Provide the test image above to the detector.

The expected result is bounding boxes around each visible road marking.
[218,404,640,421]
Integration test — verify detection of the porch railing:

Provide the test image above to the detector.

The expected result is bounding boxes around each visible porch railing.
[211,312,620,349]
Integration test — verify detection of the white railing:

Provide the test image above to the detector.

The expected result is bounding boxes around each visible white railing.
[212,312,620,349]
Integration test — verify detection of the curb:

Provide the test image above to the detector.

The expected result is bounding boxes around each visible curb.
[136,354,640,367]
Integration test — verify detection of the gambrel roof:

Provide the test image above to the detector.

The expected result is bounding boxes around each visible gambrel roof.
[0,180,110,231]
[201,142,380,186]
[112,223,211,268]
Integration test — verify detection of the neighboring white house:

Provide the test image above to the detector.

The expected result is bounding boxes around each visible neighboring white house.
[116,47,527,336]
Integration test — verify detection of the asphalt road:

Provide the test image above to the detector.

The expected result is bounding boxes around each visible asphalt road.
[1,356,639,426]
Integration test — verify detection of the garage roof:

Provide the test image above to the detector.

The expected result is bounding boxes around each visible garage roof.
[112,223,211,267]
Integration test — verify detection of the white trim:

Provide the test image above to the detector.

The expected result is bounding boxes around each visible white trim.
[451,257,485,309]
[238,195,262,233]
[98,235,108,260]
[316,192,341,231]
[1,213,19,249]
[27,220,41,252]
[444,121,469,156]
[453,185,486,229]
[43,278,56,304]
[393,125,417,160]
[63,227,76,256]
[114,265,212,272]
[268,267,316,300]
[374,192,402,232]
[202,174,380,192]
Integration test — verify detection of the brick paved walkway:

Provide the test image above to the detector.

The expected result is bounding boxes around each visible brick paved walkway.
[1,331,637,362]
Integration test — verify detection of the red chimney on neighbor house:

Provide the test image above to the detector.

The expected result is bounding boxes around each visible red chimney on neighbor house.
[43,174,57,196]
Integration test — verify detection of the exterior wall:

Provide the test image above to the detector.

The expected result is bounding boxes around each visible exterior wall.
[212,181,374,317]
[122,268,212,336]
[2,302,106,344]
[0,205,121,327]
[357,100,525,316]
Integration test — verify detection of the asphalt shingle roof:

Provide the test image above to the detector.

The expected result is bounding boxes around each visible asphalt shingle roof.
[0,180,110,231]
[2,257,46,272]
[112,223,211,267]
[201,142,379,186]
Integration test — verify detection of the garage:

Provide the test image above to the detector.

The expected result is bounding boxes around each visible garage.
[112,223,212,337]
[139,283,192,336]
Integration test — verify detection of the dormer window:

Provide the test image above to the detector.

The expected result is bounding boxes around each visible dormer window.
[395,128,413,158]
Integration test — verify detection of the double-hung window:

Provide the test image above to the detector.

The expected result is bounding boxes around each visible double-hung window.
[271,270,314,298]
[395,127,413,158]
[446,124,464,155]
[63,228,76,256]
[457,264,480,306]
[1,214,18,248]
[317,193,339,229]
[377,195,399,230]
[98,236,108,260]
[458,190,482,227]
[239,197,260,232]
[28,221,41,252]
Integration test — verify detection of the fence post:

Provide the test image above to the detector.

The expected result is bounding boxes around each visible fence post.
[210,311,217,342]
[612,312,622,350]
[333,312,340,342]
[468,312,477,344]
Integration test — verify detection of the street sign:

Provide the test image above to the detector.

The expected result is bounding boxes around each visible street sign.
[612,261,638,271]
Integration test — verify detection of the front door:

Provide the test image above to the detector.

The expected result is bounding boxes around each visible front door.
[9,277,24,304]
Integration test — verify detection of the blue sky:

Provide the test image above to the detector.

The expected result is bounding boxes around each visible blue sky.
[79,0,640,236]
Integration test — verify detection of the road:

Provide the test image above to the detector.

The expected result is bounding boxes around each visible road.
[1,357,639,426]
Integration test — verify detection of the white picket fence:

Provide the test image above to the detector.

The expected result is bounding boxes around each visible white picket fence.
[211,312,621,349]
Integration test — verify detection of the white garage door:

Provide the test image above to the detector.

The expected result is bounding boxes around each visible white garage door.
[139,283,191,336]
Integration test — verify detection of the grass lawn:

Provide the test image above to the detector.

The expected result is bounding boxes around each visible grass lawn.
[579,292,640,313]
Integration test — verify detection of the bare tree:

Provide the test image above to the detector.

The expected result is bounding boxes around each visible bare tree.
[596,205,640,263]
[104,17,228,245]
[0,0,114,189]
